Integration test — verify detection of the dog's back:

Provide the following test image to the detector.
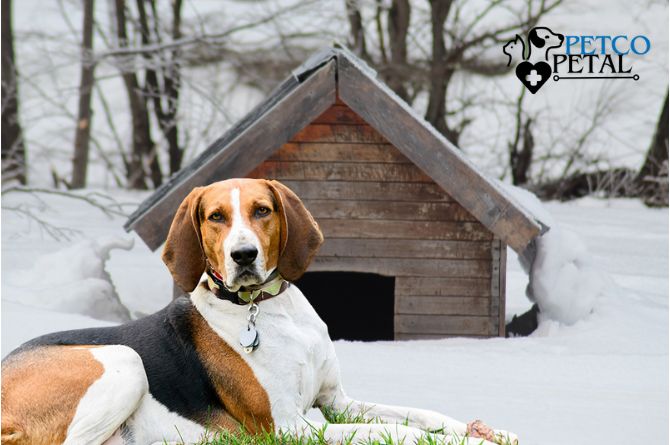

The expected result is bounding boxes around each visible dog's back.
[1,297,222,443]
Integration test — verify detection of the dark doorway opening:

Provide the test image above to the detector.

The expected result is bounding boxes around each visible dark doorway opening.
[294,272,395,341]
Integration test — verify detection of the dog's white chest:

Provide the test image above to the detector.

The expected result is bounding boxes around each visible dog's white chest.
[191,284,336,428]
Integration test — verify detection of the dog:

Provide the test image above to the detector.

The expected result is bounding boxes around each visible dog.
[527,26,564,62]
[1,179,517,445]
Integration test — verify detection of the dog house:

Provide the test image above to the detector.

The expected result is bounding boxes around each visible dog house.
[125,47,547,340]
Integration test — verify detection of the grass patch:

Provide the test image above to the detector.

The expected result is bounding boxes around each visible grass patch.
[172,407,518,445]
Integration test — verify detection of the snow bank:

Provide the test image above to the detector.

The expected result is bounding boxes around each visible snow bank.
[3,235,134,322]
[1,300,117,354]
[499,183,608,325]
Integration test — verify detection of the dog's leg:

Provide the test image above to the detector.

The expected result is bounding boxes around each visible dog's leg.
[287,417,501,445]
[64,345,148,445]
[318,389,518,444]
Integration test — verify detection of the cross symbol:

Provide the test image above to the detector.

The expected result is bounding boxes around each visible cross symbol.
[526,70,543,86]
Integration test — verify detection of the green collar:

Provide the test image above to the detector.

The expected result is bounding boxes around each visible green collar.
[206,269,288,305]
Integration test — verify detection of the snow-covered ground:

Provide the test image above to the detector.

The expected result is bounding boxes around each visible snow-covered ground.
[1,190,667,445]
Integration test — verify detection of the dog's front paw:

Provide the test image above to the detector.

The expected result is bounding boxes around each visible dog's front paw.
[467,420,518,445]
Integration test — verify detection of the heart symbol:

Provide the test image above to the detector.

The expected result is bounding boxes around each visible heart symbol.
[515,61,552,94]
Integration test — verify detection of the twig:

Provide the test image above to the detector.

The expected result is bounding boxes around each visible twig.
[95,0,317,60]
[3,204,81,241]
[1,186,137,218]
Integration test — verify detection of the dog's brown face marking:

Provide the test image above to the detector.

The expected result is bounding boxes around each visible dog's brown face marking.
[198,179,282,284]
[1,346,104,445]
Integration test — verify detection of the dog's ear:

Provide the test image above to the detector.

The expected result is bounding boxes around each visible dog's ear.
[162,187,206,292]
[267,180,323,281]
[529,28,545,48]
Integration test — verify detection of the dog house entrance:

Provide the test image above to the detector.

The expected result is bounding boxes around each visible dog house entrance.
[294,272,395,341]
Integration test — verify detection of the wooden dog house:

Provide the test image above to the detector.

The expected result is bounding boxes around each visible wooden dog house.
[125,47,547,340]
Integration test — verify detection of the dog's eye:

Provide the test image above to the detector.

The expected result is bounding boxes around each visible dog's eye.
[209,212,224,222]
[254,207,271,218]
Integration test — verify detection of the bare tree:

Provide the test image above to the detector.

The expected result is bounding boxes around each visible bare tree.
[384,0,410,102]
[508,87,533,185]
[422,0,562,145]
[114,0,159,189]
[1,0,27,185]
[71,0,96,189]
[636,89,669,206]
[425,0,454,143]
[139,0,184,175]
[345,0,369,60]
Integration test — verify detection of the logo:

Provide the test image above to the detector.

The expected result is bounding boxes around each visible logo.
[503,27,649,94]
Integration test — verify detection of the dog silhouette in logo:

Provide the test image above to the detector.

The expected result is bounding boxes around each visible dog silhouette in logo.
[527,26,564,61]
[503,26,564,94]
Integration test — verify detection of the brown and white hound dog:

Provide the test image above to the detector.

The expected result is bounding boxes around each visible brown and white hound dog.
[1,179,517,445]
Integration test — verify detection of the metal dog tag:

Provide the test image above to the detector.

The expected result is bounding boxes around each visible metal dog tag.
[239,325,259,354]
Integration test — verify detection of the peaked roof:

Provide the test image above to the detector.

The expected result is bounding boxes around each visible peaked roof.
[125,46,548,253]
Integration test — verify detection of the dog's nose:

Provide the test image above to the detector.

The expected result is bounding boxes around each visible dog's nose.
[231,245,258,266]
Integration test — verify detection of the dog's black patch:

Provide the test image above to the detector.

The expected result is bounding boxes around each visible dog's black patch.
[7,297,222,424]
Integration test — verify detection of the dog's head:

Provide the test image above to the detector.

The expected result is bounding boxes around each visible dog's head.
[528,27,564,54]
[162,178,323,292]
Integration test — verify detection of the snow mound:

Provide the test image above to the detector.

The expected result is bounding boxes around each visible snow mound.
[2,300,118,355]
[4,235,134,322]
[499,183,608,325]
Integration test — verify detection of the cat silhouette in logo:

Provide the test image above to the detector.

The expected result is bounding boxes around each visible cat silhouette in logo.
[503,34,526,67]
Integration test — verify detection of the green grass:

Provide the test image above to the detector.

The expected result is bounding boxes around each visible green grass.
[170,406,518,445]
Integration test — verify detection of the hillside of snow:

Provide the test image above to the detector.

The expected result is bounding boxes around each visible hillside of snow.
[1,189,667,445]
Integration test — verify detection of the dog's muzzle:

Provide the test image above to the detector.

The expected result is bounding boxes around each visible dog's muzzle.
[228,244,264,287]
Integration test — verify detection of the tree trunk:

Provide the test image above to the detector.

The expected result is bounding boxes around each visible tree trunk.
[636,89,668,206]
[425,0,459,144]
[512,118,534,185]
[71,0,96,189]
[134,0,163,187]
[165,0,182,175]
[1,0,27,185]
[141,0,183,176]
[385,0,410,102]
[509,87,533,185]
[114,0,157,189]
[345,0,368,60]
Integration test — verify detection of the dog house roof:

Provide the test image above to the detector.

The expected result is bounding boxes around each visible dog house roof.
[125,45,548,254]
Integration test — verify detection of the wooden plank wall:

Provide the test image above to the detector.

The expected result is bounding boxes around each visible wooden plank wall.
[247,102,504,338]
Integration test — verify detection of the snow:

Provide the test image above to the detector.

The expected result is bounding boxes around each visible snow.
[2,190,667,445]
[3,235,134,322]
[500,184,608,325]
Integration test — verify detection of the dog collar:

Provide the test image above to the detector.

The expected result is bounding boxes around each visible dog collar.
[205,268,288,305]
